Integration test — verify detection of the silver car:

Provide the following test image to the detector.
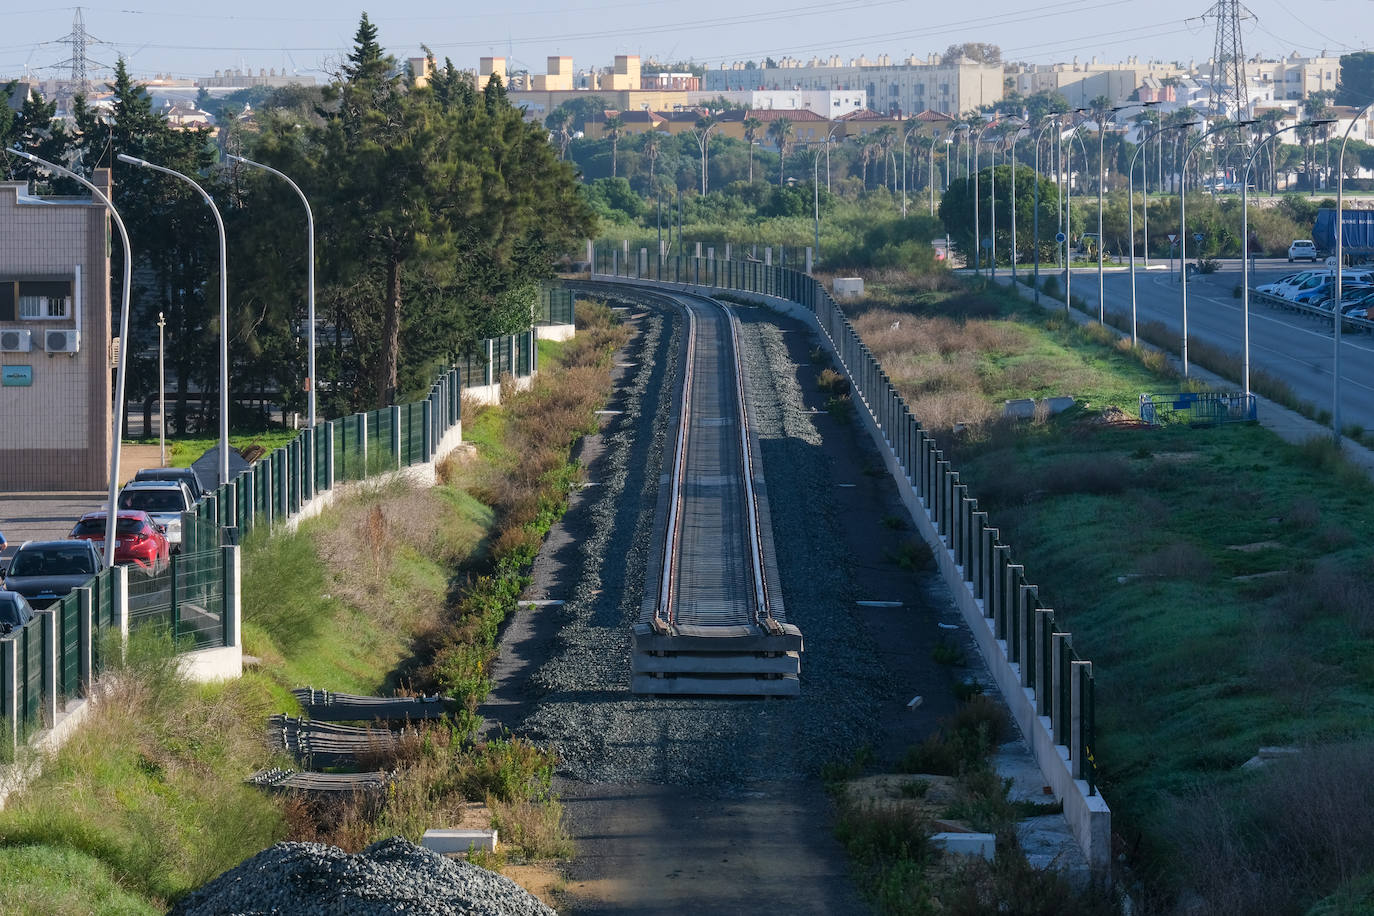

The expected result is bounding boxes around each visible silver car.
[117,480,194,549]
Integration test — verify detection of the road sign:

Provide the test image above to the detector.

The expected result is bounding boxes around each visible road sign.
[1167,234,1177,243]
[980,237,993,249]
[1194,233,1204,242]
[1326,256,1339,269]
[1055,232,1066,243]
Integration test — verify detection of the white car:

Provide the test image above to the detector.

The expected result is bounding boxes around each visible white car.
[1288,240,1320,262]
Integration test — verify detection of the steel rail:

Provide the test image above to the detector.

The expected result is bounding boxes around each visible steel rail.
[655,291,770,632]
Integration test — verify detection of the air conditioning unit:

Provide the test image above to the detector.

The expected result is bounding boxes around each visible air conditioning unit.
[0,329,32,352]
[45,329,80,354]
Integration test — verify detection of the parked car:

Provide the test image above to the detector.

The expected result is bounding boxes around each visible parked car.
[116,480,195,550]
[0,540,104,609]
[133,467,207,503]
[0,590,34,634]
[1274,272,1329,300]
[68,510,170,574]
[1289,239,1321,262]
[1314,286,1374,313]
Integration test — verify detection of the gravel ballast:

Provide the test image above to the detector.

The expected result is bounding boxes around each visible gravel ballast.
[517,299,892,784]
[170,837,556,916]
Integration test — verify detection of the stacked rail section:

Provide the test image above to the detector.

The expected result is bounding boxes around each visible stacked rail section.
[617,287,803,695]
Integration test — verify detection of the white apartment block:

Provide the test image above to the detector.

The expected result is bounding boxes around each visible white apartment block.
[1245,54,1342,103]
[687,88,866,117]
[704,54,1003,116]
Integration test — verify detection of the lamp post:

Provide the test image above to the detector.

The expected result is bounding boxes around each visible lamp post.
[157,311,166,467]
[1006,120,1026,282]
[1130,119,1199,346]
[972,117,1001,276]
[1332,101,1374,443]
[1062,117,1091,312]
[1241,119,1330,396]
[120,153,230,486]
[901,123,918,218]
[1094,105,1135,323]
[812,146,823,266]
[1180,120,1250,376]
[6,148,133,569]
[928,130,940,217]
[823,124,840,192]
[1032,115,1062,304]
[225,154,316,428]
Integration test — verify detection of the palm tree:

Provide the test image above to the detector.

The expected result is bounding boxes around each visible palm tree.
[548,108,573,160]
[692,114,718,194]
[856,134,878,188]
[768,116,794,185]
[604,114,624,178]
[643,130,662,190]
[743,115,763,182]
[873,125,898,191]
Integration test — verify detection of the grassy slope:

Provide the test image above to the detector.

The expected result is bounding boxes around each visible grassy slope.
[851,277,1374,905]
[0,341,583,913]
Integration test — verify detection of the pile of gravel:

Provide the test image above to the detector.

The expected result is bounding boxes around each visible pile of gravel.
[517,299,892,784]
[170,837,556,916]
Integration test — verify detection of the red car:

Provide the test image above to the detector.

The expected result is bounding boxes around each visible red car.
[68,511,170,574]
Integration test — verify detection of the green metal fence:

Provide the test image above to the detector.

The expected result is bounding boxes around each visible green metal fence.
[0,327,534,754]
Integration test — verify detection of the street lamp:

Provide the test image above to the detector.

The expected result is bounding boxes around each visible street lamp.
[1032,115,1063,304]
[1062,115,1092,312]
[1332,101,1374,443]
[812,146,823,267]
[1094,104,1149,323]
[823,124,841,192]
[972,117,1002,276]
[1241,119,1332,396]
[1005,120,1027,282]
[1179,120,1251,376]
[928,129,941,217]
[119,153,231,486]
[157,311,166,466]
[1130,118,1199,345]
[226,154,317,428]
[901,123,919,218]
[6,147,133,569]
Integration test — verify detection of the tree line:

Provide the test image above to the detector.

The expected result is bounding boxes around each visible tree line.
[1,13,593,429]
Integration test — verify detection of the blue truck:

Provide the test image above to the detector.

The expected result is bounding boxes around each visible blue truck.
[1313,208,1374,264]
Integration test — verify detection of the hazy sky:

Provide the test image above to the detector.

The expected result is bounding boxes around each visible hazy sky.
[0,0,1367,83]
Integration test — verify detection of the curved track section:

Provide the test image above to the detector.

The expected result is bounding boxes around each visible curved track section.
[568,280,803,696]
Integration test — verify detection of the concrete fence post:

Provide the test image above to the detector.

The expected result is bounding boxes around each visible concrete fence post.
[1003,563,1023,645]
[936,463,950,537]
[991,545,1010,623]
[222,544,241,649]
[278,449,290,519]
[112,563,129,642]
[1071,660,1092,778]
[961,498,976,583]
[360,412,369,480]
[325,421,336,491]
[2,639,17,751]
[1036,610,1054,714]
[973,520,991,600]
[1052,632,1072,745]
[39,609,56,728]
[1018,586,1035,679]
[695,242,703,258]
[1015,584,1037,655]
[77,586,93,695]
[390,405,402,469]
[764,247,772,266]
[639,247,647,278]
[725,242,732,261]
[805,246,813,273]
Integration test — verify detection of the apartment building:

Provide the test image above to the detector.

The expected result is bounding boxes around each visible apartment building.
[704,54,1003,116]
[0,171,113,491]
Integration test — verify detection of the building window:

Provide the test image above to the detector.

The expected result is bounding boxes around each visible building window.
[11,280,71,319]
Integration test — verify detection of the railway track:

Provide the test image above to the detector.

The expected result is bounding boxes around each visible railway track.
[571,281,802,695]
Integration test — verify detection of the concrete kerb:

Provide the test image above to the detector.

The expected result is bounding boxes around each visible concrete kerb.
[591,272,1111,871]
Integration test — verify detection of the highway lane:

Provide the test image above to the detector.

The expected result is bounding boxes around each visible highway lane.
[1057,260,1374,434]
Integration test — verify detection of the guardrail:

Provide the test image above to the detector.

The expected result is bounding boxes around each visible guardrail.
[1250,287,1374,332]
[591,249,1111,869]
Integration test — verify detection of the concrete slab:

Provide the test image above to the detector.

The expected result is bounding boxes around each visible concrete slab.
[422,828,498,856]
[630,673,801,697]
[632,651,801,675]
[932,832,996,860]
